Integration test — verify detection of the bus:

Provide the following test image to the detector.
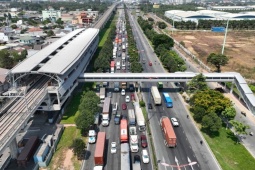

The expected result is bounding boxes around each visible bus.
[162,93,173,108]
[120,119,128,143]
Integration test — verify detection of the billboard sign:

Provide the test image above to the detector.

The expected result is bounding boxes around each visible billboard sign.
[211,27,225,32]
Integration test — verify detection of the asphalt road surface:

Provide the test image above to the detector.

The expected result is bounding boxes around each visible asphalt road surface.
[127,8,220,170]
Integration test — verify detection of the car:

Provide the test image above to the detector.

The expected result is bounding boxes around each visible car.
[149,61,152,66]
[121,89,126,96]
[141,149,150,164]
[122,103,127,110]
[131,93,135,101]
[107,92,112,98]
[171,117,179,127]
[111,142,117,154]
[148,103,152,109]
[141,135,148,148]
[142,59,146,64]
[134,155,141,163]
[114,111,121,124]
[125,95,130,102]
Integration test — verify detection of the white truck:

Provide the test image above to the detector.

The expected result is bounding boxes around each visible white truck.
[134,104,146,131]
[99,88,105,103]
[121,53,125,60]
[113,48,117,59]
[151,86,162,105]
[88,130,97,144]
[116,61,121,70]
[129,126,139,152]
[102,97,111,127]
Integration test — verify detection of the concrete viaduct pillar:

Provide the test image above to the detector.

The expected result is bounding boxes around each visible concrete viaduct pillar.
[9,138,18,159]
[230,83,234,94]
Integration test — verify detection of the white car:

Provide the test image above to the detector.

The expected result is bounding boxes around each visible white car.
[141,149,150,164]
[125,95,130,102]
[171,117,179,127]
[111,142,117,154]
[121,89,126,96]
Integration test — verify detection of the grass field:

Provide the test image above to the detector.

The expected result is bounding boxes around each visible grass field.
[48,127,84,170]
[203,127,255,170]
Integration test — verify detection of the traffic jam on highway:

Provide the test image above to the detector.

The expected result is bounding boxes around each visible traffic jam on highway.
[86,9,153,170]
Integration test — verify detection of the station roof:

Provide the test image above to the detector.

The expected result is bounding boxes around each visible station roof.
[11,28,99,75]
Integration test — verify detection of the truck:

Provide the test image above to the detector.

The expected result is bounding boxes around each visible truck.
[121,52,125,60]
[128,109,136,125]
[113,49,117,59]
[158,82,163,89]
[151,86,162,105]
[129,126,139,152]
[121,82,127,89]
[121,143,131,170]
[114,82,120,91]
[134,104,146,131]
[160,116,177,147]
[116,61,121,70]
[17,136,39,167]
[94,132,106,170]
[102,97,111,126]
[99,88,105,103]
[122,44,126,52]
[110,61,115,73]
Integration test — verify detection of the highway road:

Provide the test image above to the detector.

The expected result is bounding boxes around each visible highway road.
[83,8,153,170]
[127,7,220,170]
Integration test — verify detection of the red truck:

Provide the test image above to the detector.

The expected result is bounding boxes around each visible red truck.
[17,136,39,167]
[160,116,177,147]
[94,132,106,168]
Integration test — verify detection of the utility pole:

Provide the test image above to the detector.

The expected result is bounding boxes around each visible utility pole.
[221,18,229,55]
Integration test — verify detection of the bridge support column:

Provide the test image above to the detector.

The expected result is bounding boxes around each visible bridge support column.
[230,83,234,94]
[9,138,18,159]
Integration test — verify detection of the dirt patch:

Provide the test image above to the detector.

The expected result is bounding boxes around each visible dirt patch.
[63,149,74,170]
[172,31,255,79]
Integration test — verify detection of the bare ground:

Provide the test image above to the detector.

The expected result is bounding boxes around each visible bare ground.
[172,31,255,79]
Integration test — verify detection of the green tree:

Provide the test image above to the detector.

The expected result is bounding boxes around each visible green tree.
[11,24,17,29]
[152,34,174,49]
[191,105,207,123]
[157,21,167,29]
[70,138,86,159]
[230,120,250,143]
[0,50,14,69]
[187,73,208,93]
[75,109,94,135]
[56,18,64,25]
[131,62,143,73]
[79,91,100,114]
[207,53,229,72]
[155,44,168,57]
[47,30,55,37]
[221,106,236,128]
[148,17,154,22]
[202,112,222,133]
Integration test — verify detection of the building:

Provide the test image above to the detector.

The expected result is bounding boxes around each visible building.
[42,9,61,22]
[210,6,255,11]
[165,9,255,23]
[19,36,36,44]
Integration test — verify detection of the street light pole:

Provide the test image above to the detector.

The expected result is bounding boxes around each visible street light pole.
[221,18,229,55]
[172,14,175,35]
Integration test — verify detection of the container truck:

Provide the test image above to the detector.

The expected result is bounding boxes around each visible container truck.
[129,126,138,152]
[122,52,125,60]
[151,86,162,105]
[102,97,111,127]
[128,109,136,125]
[99,88,105,103]
[160,116,177,147]
[17,136,39,167]
[110,61,115,73]
[121,143,130,170]
[94,132,106,170]
[134,105,146,131]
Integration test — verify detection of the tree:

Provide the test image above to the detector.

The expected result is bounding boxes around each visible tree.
[157,21,167,29]
[75,109,94,135]
[47,30,55,37]
[152,34,174,49]
[131,62,143,73]
[230,120,250,143]
[191,105,207,123]
[70,138,86,159]
[79,91,100,114]
[207,53,229,72]
[187,73,208,93]
[221,106,236,128]
[148,17,154,22]
[0,50,14,69]
[11,24,17,29]
[202,112,222,133]
[56,18,64,25]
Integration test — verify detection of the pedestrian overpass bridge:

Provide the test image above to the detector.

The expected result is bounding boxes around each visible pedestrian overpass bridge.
[78,72,255,115]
